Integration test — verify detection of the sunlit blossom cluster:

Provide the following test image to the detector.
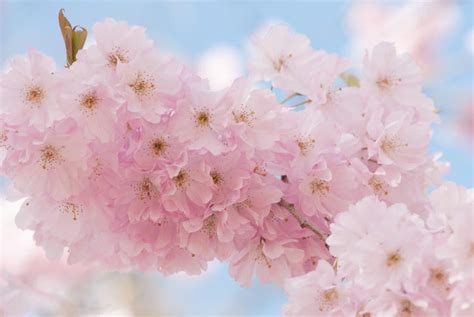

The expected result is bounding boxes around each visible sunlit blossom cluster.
[1,19,472,316]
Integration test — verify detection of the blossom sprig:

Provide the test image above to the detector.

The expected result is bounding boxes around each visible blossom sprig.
[1,17,472,316]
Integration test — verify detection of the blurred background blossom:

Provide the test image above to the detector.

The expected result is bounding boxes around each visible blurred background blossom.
[346,0,460,76]
[0,0,472,315]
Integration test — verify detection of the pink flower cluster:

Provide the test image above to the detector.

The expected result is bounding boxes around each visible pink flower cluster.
[285,183,474,316]
[1,19,471,315]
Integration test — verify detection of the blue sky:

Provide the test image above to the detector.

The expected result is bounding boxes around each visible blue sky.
[1,1,473,315]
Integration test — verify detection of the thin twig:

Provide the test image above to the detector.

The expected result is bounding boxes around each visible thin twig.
[278,199,328,241]
[280,92,301,104]
[289,99,312,108]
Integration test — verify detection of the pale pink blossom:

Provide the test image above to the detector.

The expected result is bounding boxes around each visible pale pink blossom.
[180,208,246,261]
[296,157,359,218]
[287,52,350,105]
[8,119,89,201]
[117,50,183,123]
[170,79,229,154]
[229,235,304,287]
[249,24,315,90]
[226,78,283,150]
[362,42,422,104]
[327,196,431,290]
[346,0,459,75]
[161,158,214,217]
[59,64,121,142]
[362,290,439,317]
[280,110,339,175]
[204,151,250,211]
[367,109,430,170]
[283,260,356,316]
[1,49,62,129]
[77,18,153,72]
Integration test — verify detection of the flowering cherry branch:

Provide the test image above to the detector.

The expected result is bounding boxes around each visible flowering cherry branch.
[1,15,472,317]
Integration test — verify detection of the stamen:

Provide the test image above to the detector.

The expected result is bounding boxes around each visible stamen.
[0,131,8,148]
[59,202,82,221]
[273,53,292,72]
[149,137,168,156]
[195,110,212,127]
[254,238,272,268]
[296,137,316,155]
[173,169,188,188]
[253,164,267,176]
[386,250,402,267]
[79,90,100,114]
[133,177,158,200]
[310,179,330,196]
[376,76,402,90]
[107,46,129,68]
[232,106,256,126]
[380,136,407,155]
[89,157,103,180]
[318,288,339,312]
[202,214,217,238]
[430,267,446,284]
[128,72,155,97]
[398,300,414,316]
[368,176,389,196]
[235,199,253,211]
[210,169,223,185]
[39,145,63,170]
[24,85,45,106]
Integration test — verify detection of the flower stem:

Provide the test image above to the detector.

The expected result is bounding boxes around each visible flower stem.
[280,92,301,104]
[278,199,328,242]
[289,99,311,108]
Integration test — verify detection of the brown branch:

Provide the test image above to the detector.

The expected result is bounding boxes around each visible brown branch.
[278,199,328,241]
[280,92,301,104]
[289,99,311,108]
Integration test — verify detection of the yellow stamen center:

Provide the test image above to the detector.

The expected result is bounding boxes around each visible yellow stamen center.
[60,202,82,221]
[368,176,389,196]
[107,47,129,67]
[380,136,407,155]
[195,111,211,127]
[134,177,158,200]
[318,288,339,312]
[296,138,316,155]
[386,251,402,267]
[310,179,330,196]
[128,72,155,97]
[210,169,223,185]
[173,169,188,188]
[24,85,45,105]
[39,145,62,170]
[149,137,168,156]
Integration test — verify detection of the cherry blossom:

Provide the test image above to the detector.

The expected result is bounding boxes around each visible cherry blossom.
[0,17,471,316]
[362,42,422,104]
[1,49,62,130]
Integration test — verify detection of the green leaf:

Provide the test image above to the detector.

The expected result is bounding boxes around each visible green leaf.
[340,72,360,87]
[71,26,87,63]
[58,9,87,66]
